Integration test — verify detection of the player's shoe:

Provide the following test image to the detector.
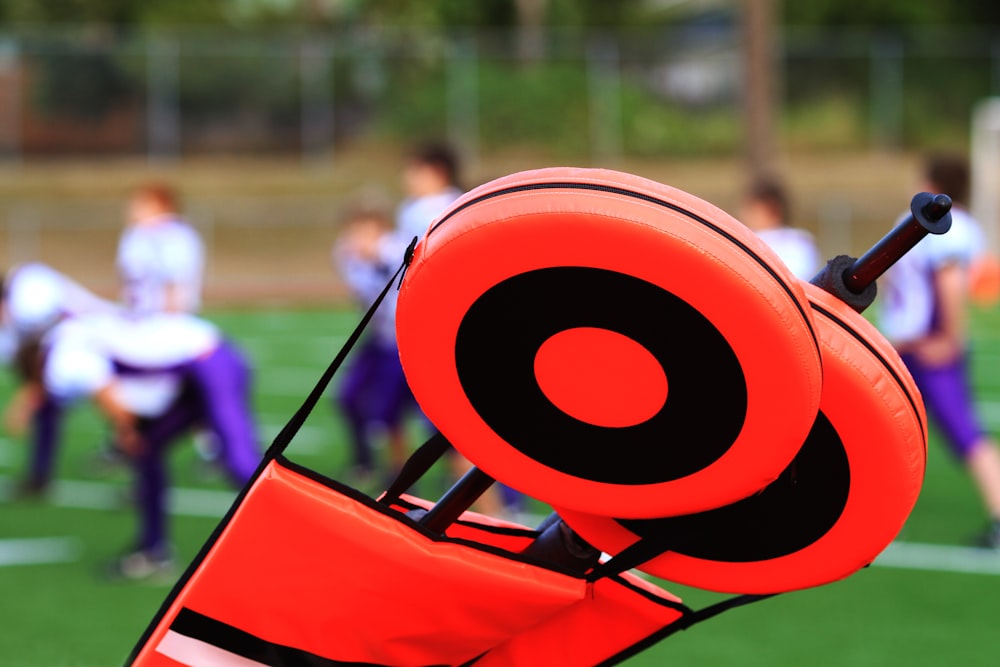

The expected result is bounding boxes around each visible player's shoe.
[973,520,1000,550]
[105,547,176,583]
[8,477,50,501]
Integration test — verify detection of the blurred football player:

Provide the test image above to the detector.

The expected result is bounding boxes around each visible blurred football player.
[116,182,226,473]
[40,310,261,578]
[117,182,204,315]
[1,262,117,493]
[740,177,821,281]
[880,153,1000,548]
[333,197,415,487]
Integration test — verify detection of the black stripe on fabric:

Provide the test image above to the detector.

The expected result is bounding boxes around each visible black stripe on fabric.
[169,607,440,667]
[390,497,542,539]
[425,181,818,349]
[809,301,927,445]
[604,574,693,614]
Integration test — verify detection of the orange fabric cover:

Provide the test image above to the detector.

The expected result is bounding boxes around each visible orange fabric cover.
[475,573,686,667]
[397,167,822,519]
[131,460,587,667]
[388,497,691,666]
[558,282,927,594]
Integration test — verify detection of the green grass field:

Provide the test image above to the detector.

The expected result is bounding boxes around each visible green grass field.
[2,303,1000,666]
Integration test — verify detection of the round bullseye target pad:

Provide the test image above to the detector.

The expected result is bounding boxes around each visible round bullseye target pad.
[556,282,927,593]
[396,167,824,519]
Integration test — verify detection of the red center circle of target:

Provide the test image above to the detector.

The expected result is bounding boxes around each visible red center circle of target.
[556,283,927,594]
[534,327,668,428]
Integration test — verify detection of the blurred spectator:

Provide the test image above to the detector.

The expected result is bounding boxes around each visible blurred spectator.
[740,177,821,280]
[879,152,1000,549]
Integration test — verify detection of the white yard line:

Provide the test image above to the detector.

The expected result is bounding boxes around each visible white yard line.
[0,437,14,468]
[873,540,1000,576]
[0,537,81,567]
[260,421,329,454]
[976,401,1000,429]
[254,368,331,397]
[0,476,238,518]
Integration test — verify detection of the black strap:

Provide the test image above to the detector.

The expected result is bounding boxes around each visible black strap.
[264,237,418,460]
[380,431,453,506]
[586,528,689,582]
[684,593,776,627]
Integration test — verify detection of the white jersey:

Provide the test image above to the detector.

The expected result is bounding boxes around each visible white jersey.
[117,217,204,315]
[756,227,822,281]
[378,187,463,266]
[43,312,220,417]
[879,207,985,345]
[1,263,117,364]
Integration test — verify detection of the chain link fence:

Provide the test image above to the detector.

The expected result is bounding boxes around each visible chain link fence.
[0,25,997,302]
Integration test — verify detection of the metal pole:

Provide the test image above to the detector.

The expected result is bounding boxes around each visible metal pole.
[742,0,777,179]
[587,35,623,166]
[300,37,334,165]
[147,35,180,163]
[446,34,479,175]
[0,36,21,165]
[869,35,903,150]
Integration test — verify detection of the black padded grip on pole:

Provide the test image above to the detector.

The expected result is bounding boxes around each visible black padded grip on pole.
[842,192,952,294]
[810,254,878,313]
[811,192,952,313]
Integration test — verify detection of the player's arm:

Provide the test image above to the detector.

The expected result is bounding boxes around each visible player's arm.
[913,260,967,366]
[44,332,142,454]
[92,384,141,455]
[3,382,42,437]
[2,335,42,435]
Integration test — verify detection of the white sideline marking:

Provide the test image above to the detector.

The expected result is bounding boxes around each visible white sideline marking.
[977,401,1000,429]
[0,437,13,467]
[873,541,1000,575]
[0,537,81,567]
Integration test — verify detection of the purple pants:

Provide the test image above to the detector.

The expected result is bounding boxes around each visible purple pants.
[134,341,262,553]
[901,351,985,460]
[336,336,416,472]
[27,393,63,489]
